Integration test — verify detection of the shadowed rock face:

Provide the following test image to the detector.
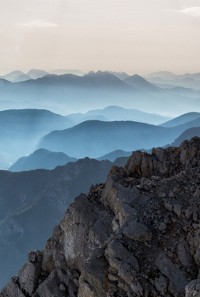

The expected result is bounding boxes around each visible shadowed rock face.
[1,137,200,297]
[0,158,123,289]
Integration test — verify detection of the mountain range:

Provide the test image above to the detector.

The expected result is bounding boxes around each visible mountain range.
[0,106,169,169]
[38,120,174,158]
[1,69,200,91]
[67,105,170,125]
[0,107,198,171]
[0,69,49,82]
[0,68,200,296]
[0,69,85,82]
[9,148,131,172]
[0,71,199,116]
[145,71,200,90]
[38,115,200,159]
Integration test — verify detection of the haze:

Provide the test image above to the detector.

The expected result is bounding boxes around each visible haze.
[0,0,200,74]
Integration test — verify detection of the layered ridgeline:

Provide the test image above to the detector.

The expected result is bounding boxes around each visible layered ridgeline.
[7,111,200,172]
[0,71,200,116]
[1,110,199,172]
[2,137,200,297]
[9,149,129,172]
[67,105,170,125]
[161,112,200,128]
[0,158,126,289]
[172,127,200,147]
[144,71,200,90]
[38,117,200,158]
[0,109,74,169]
[9,149,77,172]
[0,69,49,82]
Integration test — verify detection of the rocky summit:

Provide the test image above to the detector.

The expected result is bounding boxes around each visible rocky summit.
[2,137,200,297]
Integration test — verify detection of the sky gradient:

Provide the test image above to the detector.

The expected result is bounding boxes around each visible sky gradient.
[0,0,200,74]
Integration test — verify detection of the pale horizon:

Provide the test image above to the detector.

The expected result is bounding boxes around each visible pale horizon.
[0,68,200,77]
[0,0,200,74]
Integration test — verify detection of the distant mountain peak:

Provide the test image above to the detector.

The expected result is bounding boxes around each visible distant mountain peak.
[161,112,200,127]
[124,74,160,91]
[9,148,77,172]
[1,71,31,82]
[131,73,143,78]
[149,71,175,75]
[27,69,49,79]
[6,70,25,75]
[86,70,116,77]
[51,69,84,75]
[109,71,129,80]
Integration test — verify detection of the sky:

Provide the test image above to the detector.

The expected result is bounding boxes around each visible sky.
[0,0,200,74]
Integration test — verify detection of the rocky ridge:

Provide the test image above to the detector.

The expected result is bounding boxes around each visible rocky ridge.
[0,157,120,288]
[1,137,200,297]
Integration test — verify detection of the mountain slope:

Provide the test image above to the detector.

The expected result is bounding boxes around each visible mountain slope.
[124,74,160,92]
[38,120,189,158]
[161,112,200,127]
[172,127,200,146]
[98,149,131,161]
[22,71,132,90]
[67,106,170,125]
[145,71,178,80]
[0,71,31,82]
[0,158,115,288]
[9,149,77,172]
[145,71,200,90]
[0,109,74,169]
[0,78,11,86]
[109,71,129,80]
[2,137,200,297]
[27,69,49,79]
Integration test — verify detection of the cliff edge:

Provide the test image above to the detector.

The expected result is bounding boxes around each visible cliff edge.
[1,137,200,297]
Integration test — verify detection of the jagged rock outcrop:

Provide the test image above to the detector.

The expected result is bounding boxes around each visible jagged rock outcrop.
[2,137,200,297]
[0,157,122,288]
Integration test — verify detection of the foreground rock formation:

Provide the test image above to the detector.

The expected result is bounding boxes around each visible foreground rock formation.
[1,137,200,297]
[0,157,123,288]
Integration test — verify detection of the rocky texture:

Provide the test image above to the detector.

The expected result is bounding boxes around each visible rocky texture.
[2,137,200,296]
[0,158,125,288]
